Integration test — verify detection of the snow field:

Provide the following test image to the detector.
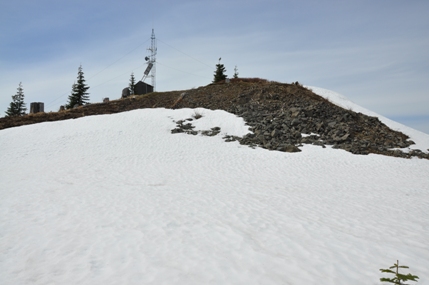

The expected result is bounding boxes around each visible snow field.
[1,105,429,285]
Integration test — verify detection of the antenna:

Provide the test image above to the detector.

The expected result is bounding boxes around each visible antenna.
[141,29,157,91]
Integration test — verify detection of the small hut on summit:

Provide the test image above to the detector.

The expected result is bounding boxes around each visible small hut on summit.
[134,81,153,95]
[30,102,44,114]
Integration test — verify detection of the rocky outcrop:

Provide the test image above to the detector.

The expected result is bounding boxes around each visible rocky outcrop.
[171,119,222,137]
[169,80,427,159]
[230,103,426,158]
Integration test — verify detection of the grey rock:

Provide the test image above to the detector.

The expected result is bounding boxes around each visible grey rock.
[181,123,194,130]
[328,121,337,128]
[291,119,301,126]
[271,129,280,137]
[284,145,301,152]
[122,88,130,98]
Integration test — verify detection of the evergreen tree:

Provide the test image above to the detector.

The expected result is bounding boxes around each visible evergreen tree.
[66,65,90,109]
[233,65,239,78]
[380,260,419,285]
[67,82,78,109]
[213,58,227,83]
[5,82,26,117]
[129,72,136,95]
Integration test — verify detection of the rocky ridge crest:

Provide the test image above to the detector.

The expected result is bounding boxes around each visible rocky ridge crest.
[1,79,427,159]
[170,79,427,159]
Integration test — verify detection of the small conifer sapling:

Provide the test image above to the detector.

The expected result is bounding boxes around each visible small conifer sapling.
[5,82,26,117]
[380,260,419,285]
[233,65,239,78]
[129,72,136,95]
[213,58,227,83]
[66,65,90,109]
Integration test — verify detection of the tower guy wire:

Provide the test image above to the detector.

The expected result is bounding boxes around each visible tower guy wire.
[157,38,213,69]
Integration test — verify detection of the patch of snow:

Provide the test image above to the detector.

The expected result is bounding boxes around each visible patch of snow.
[301,132,319,138]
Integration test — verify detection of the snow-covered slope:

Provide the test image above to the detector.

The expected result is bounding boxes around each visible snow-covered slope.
[1,93,429,285]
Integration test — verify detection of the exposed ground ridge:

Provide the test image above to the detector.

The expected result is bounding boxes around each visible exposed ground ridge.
[1,79,427,159]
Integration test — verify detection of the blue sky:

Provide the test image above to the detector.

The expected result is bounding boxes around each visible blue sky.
[1,0,428,134]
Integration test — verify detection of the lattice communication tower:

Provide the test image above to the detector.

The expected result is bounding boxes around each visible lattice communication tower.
[141,29,157,91]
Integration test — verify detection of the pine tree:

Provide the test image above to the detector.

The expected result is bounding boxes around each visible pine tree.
[213,58,227,83]
[380,260,419,285]
[67,82,78,109]
[129,72,136,95]
[5,82,26,117]
[233,65,239,78]
[66,65,90,109]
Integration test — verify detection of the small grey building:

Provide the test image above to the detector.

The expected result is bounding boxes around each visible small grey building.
[134,81,153,95]
[30,102,44,114]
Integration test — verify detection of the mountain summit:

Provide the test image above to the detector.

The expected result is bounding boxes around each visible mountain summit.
[1,78,427,158]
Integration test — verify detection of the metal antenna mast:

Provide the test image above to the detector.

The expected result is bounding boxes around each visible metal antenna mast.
[142,29,157,91]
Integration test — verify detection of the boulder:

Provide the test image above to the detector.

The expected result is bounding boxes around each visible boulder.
[122,88,130,98]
